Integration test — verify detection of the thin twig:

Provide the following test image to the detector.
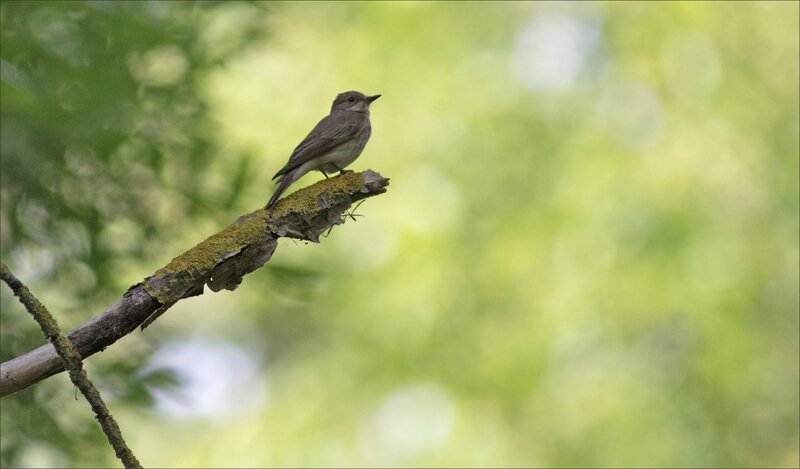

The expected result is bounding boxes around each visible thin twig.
[0,262,142,469]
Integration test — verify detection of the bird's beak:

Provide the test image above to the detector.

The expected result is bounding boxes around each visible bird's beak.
[367,94,381,103]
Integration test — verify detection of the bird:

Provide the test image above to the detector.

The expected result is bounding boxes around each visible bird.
[266,90,381,209]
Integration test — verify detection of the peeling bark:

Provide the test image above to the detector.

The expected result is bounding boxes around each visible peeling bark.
[0,170,389,398]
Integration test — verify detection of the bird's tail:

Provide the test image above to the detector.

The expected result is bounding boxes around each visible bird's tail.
[266,171,297,209]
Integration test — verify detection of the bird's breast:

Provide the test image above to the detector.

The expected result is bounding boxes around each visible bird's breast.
[312,129,371,172]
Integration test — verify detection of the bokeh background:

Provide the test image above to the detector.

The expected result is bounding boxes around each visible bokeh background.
[1,1,798,467]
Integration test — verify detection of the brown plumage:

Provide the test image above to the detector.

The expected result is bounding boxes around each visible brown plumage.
[267,91,380,209]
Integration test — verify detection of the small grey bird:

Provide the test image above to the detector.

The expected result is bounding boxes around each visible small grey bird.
[266,90,381,208]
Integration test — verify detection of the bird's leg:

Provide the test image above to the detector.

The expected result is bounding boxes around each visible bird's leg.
[331,163,352,175]
[320,170,329,179]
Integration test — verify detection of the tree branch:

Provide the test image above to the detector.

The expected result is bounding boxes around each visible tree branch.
[0,169,389,398]
[0,262,143,469]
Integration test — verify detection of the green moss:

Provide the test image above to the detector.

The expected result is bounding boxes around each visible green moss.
[267,171,364,218]
[144,212,268,303]
[143,171,369,304]
[163,214,266,274]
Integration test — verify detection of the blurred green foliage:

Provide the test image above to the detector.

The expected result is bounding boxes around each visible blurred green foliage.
[0,1,265,465]
[1,1,798,468]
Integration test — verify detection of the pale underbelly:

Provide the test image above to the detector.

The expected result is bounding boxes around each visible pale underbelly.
[297,138,368,175]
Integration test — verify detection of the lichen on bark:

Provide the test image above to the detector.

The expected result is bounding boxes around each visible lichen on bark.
[143,210,273,304]
[142,170,389,305]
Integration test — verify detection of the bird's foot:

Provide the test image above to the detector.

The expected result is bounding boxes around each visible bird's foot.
[331,163,352,175]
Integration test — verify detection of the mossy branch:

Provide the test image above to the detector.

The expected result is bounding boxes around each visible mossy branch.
[0,170,389,398]
[0,262,143,469]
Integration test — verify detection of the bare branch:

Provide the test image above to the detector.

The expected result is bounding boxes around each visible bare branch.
[0,263,142,469]
[0,170,389,398]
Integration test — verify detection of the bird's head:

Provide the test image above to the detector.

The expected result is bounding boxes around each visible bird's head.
[331,90,381,113]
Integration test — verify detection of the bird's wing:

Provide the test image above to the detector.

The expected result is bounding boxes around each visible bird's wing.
[272,111,366,180]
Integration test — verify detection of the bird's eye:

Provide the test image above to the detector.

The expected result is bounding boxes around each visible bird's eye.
[347,96,355,102]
